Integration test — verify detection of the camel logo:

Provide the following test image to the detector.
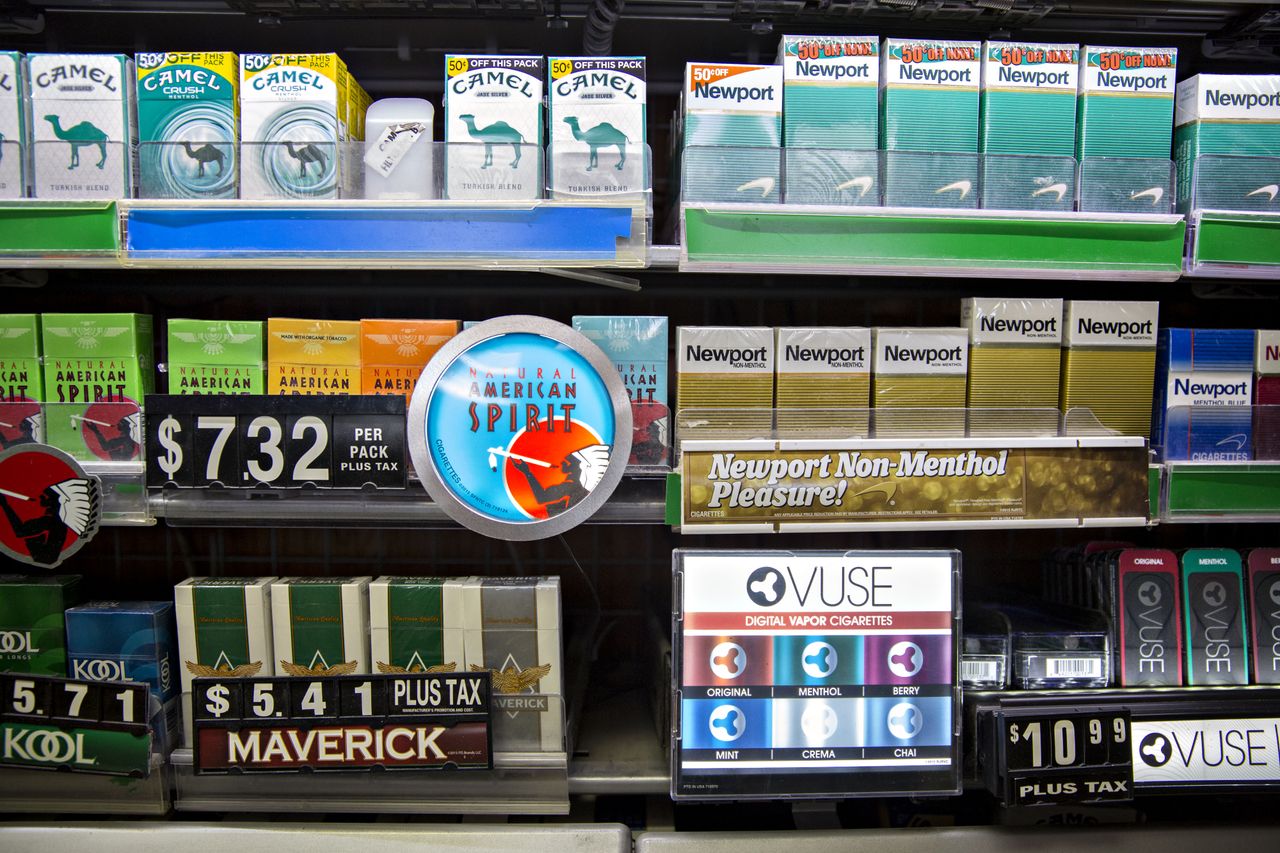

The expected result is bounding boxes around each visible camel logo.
[935,180,971,200]
[44,322,130,352]
[709,641,746,680]
[800,703,839,740]
[173,326,257,357]
[887,641,924,678]
[1202,580,1227,609]
[1138,580,1163,608]
[180,142,226,179]
[1139,732,1171,767]
[562,117,628,172]
[708,704,745,742]
[887,702,923,739]
[801,641,838,678]
[746,566,786,607]
[0,444,101,569]
[1247,184,1279,203]
[458,114,525,169]
[42,115,109,170]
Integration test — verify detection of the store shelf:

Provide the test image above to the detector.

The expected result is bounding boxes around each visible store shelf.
[88,461,155,528]
[0,822,631,853]
[569,687,668,796]
[1186,211,1280,279]
[1159,462,1280,523]
[0,760,171,815]
[0,201,121,262]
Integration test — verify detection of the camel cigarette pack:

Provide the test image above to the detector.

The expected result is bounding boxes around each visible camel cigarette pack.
[462,576,563,752]
[267,317,361,395]
[681,63,782,202]
[360,318,458,401]
[549,56,645,197]
[0,314,43,402]
[872,327,967,436]
[444,55,544,201]
[167,319,264,395]
[1153,328,1254,461]
[676,327,774,442]
[0,52,25,198]
[41,312,154,462]
[1175,74,1280,212]
[26,53,136,199]
[774,326,870,437]
[270,577,370,677]
[370,576,465,675]
[1248,549,1280,684]
[881,40,979,206]
[136,52,238,199]
[1111,550,1183,686]
[1181,549,1248,686]
[0,574,81,676]
[573,315,669,470]
[1060,301,1158,438]
[963,298,1062,435]
[64,600,180,750]
[1257,331,1280,459]
[240,53,353,199]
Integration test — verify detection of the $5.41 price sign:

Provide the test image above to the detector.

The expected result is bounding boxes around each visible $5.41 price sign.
[0,673,153,777]
[985,707,1133,807]
[192,671,492,773]
[145,395,407,490]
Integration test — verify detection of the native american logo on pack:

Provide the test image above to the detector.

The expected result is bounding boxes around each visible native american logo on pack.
[1118,550,1182,686]
[410,318,630,539]
[1082,47,1177,94]
[0,444,101,568]
[173,323,257,357]
[1064,302,1159,347]
[885,40,979,87]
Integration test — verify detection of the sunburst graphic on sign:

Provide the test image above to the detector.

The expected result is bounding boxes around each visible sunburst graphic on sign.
[492,419,610,521]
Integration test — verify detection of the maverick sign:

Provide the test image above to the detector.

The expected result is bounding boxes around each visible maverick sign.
[409,317,632,540]
[679,439,1148,532]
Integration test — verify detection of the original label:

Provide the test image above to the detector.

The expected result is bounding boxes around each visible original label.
[1133,718,1280,785]
[873,329,968,375]
[1063,301,1159,348]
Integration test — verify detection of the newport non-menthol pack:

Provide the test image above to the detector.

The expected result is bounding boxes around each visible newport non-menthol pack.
[444,55,544,200]
[676,326,775,442]
[682,63,783,203]
[774,326,870,437]
[549,56,646,198]
[963,297,1063,435]
[1174,74,1280,212]
[872,327,968,436]
[1060,300,1159,438]
[136,51,238,199]
[26,53,136,199]
[0,52,25,198]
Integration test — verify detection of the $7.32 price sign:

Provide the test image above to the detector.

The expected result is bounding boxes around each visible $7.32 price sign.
[989,708,1133,807]
[145,394,407,490]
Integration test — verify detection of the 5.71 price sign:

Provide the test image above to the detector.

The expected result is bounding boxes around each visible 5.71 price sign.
[984,707,1133,807]
[145,395,407,490]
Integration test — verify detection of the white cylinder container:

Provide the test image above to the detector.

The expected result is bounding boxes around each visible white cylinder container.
[364,97,436,200]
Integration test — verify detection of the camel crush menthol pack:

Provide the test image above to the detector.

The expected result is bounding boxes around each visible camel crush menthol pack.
[26,53,136,199]
[549,56,645,198]
[0,52,25,198]
[136,51,238,199]
[444,55,544,201]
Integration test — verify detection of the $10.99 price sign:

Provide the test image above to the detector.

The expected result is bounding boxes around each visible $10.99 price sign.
[986,707,1133,807]
[145,395,407,490]
[192,671,492,773]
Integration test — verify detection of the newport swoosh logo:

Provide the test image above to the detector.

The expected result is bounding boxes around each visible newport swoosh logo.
[935,180,971,199]
[1246,184,1279,202]
[852,482,897,503]
[1032,182,1068,202]
[1216,433,1248,450]
[837,175,874,197]
[1131,186,1164,205]
[736,176,776,197]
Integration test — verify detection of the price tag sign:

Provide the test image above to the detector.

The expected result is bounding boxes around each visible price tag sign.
[0,673,152,776]
[191,671,491,773]
[988,708,1133,806]
[145,395,407,490]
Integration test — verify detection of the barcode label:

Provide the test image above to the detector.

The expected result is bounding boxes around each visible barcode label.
[960,658,1001,686]
[1045,657,1102,678]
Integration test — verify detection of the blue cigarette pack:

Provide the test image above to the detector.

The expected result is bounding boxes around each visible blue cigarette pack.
[1154,329,1255,461]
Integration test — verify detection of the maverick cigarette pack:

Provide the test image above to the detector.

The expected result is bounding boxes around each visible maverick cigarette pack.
[41,312,153,462]
[0,574,82,676]
[270,576,371,676]
[360,318,458,401]
[0,52,25,198]
[872,327,967,437]
[881,39,980,207]
[136,51,238,199]
[26,53,136,199]
[548,56,646,198]
[369,576,465,674]
[573,315,669,471]
[1060,301,1158,438]
[1181,548,1248,686]
[166,318,265,394]
[963,298,1062,435]
[1153,328,1254,461]
[1175,74,1280,212]
[267,317,361,395]
[676,326,774,444]
[1257,330,1280,460]
[774,327,870,438]
[681,63,782,203]
[0,315,44,445]
[1249,549,1280,685]
[1110,549,1184,686]
[444,55,544,200]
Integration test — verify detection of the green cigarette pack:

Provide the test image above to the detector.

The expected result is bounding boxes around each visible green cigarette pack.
[0,574,82,676]
[0,314,43,402]
[167,318,265,394]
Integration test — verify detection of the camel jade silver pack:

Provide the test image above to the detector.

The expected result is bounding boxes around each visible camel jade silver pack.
[444,55,544,200]
[136,52,238,199]
[548,57,646,199]
[25,53,136,199]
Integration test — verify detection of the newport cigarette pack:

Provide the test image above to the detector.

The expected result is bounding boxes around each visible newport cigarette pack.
[1181,548,1248,686]
[267,317,361,395]
[963,298,1062,435]
[270,576,371,676]
[1060,301,1158,438]
[444,55,544,200]
[573,315,669,470]
[1153,328,1255,461]
[167,318,264,394]
[0,52,25,198]
[549,56,646,197]
[676,326,774,443]
[136,51,238,198]
[359,318,458,401]
[872,327,967,436]
[26,53,135,199]
[1257,330,1280,460]
[0,574,81,676]
[370,576,465,674]
[41,312,153,462]
[1175,74,1280,212]
[682,63,782,202]
[774,326,870,437]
